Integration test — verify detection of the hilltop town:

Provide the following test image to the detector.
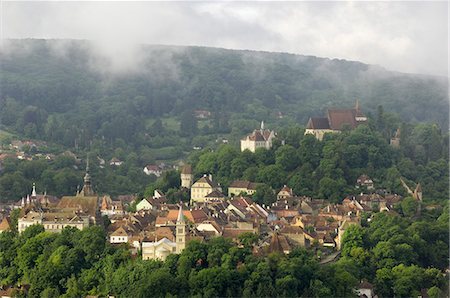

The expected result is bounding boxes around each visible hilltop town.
[0,103,425,262]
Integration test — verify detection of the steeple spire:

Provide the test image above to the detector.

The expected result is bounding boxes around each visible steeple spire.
[31,182,37,198]
[176,202,186,253]
[355,99,360,111]
[260,121,264,131]
[80,155,94,196]
[177,203,185,223]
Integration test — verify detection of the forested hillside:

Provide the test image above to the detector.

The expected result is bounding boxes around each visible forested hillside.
[1,39,448,153]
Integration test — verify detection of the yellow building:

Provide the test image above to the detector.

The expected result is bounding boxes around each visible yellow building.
[190,174,222,204]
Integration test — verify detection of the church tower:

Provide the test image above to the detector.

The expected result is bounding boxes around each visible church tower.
[80,157,95,197]
[176,204,186,254]
[354,99,367,122]
[31,183,37,198]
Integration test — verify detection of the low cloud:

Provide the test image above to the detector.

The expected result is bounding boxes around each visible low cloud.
[1,1,448,76]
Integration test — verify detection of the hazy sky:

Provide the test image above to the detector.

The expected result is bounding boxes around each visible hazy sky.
[1,1,448,76]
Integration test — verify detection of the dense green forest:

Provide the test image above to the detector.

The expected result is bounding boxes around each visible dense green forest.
[0,39,448,202]
[0,210,447,297]
[1,39,448,152]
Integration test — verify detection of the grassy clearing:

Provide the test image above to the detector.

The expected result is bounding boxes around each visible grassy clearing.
[0,129,15,143]
[146,117,180,132]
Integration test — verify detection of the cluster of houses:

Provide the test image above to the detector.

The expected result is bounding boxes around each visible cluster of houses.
[0,140,53,163]
[0,102,410,262]
[0,153,414,270]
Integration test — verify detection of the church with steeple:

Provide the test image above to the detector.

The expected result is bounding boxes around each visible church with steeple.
[77,157,95,197]
[18,157,99,233]
[305,100,368,140]
[141,203,187,260]
[240,121,276,152]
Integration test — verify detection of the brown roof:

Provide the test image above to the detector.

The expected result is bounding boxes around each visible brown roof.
[358,280,374,289]
[229,180,259,190]
[222,228,253,239]
[306,117,330,129]
[145,165,161,171]
[57,196,98,216]
[155,226,175,241]
[155,216,173,226]
[230,197,253,208]
[117,194,137,204]
[280,225,304,235]
[269,232,281,253]
[0,217,11,231]
[243,129,273,142]
[195,176,220,188]
[111,226,129,237]
[327,109,357,130]
[205,190,226,198]
[181,164,192,174]
[275,210,299,218]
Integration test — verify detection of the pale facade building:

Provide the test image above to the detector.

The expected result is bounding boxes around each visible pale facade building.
[18,158,99,233]
[142,205,186,261]
[228,180,259,196]
[240,122,276,152]
[190,174,222,204]
[109,227,130,244]
[277,185,294,200]
[18,210,90,233]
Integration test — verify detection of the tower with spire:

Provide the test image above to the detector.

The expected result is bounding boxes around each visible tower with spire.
[240,121,276,152]
[176,203,186,254]
[354,99,367,122]
[31,183,37,198]
[79,157,95,197]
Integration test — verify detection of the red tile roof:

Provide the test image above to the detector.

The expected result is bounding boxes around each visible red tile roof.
[327,109,357,130]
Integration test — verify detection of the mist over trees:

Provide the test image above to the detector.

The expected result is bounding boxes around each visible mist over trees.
[0,39,448,151]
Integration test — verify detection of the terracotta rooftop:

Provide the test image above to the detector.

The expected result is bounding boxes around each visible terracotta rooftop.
[166,209,208,224]
[327,109,357,130]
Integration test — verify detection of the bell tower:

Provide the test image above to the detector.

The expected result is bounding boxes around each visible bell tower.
[176,203,186,254]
